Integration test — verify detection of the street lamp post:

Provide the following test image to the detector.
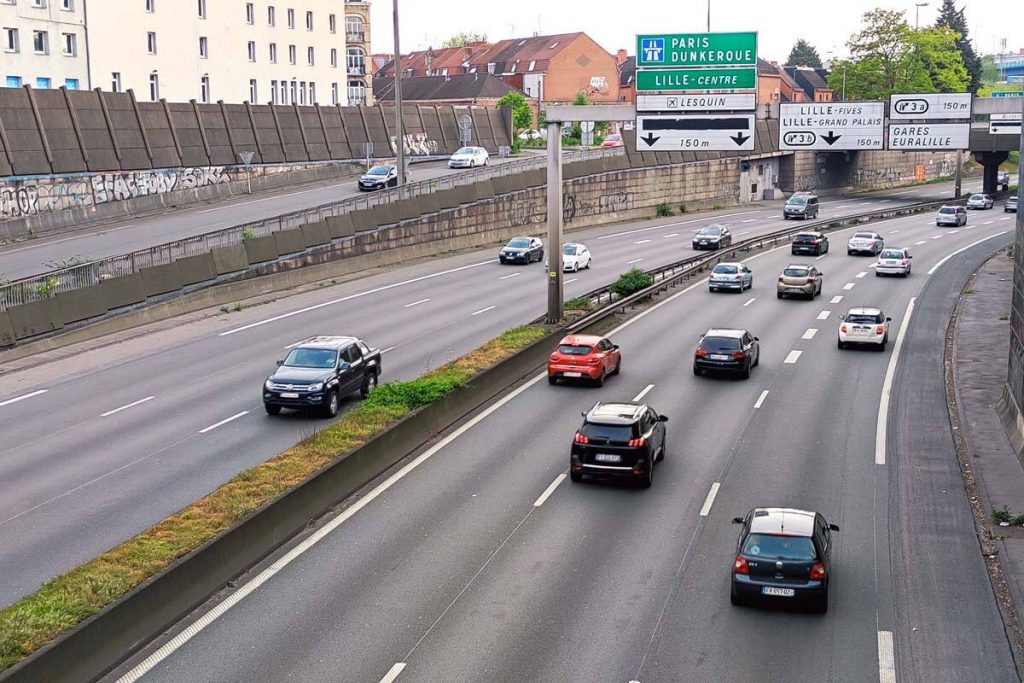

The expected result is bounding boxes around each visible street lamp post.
[915,2,928,28]
[392,0,406,186]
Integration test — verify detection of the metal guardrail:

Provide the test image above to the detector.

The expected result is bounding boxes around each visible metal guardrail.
[0,147,622,311]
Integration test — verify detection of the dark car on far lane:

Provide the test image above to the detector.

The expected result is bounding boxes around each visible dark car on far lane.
[499,236,544,264]
[357,165,398,191]
[791,231,829,256]
[693,328,760,379]
[263,336,381,417]
[570,402,667,488]
[692,225,732,250]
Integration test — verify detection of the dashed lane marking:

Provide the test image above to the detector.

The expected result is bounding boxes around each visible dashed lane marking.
[471,305,496,316]
[743,297,756,307]
[101,396,156,418]
[699,483,721,517]
[0,389,48,408]
[633,384,655,402]
[198,411,249,435]
[802,328,818,340]
[404,298,430,308]
[754,390,769,409]
[533,473,568,507]
[843,283,856,290]
[784,350,802,364]
[817,310,831,320]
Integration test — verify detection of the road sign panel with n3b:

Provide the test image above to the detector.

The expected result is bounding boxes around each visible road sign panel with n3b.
[636,93,756,113]
[888,123,970,150]
[889,93,971,120]
[636,68,757,93]
[636,114,755,151]
[637,32,757,67]
[780,102,885,150]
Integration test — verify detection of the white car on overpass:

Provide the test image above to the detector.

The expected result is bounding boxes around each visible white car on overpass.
[448,146,489,168]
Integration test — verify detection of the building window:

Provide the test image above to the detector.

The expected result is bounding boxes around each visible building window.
[267,5,275,26]
[307,46,314,66]
[5,76,22,88]
[279,80,286,104]
[36,77,51,88]
[331,82,338,105]
[200,75,210,102]
[290,80,297,104]
[32,30,48,54]
[269,43,276,62]
[149,72,159,100]
[528,60,536,71]
[111,71,121,91]
[287,8,294,28]
[31,0,46,7]
[147,31,156,54]
[60,0,73,10]
[347,48,365,76]
[198,36,208,58]
[270,79,277,104]
[197,0,206,19]
[65,78,79,89]
[298,81,305,105]
[305,10,313,30]
[61,32,75,56]
[309,82,315,104]
[347,83,366,106]
[245,2,254,24]
[247,41,256,62]
[3,28,18,53]
[345,16,363,42]
[329,14,336,34]
[288,44,296,65]
[330,48,337,67]
[145,0,154,11]
[248,78,257,103]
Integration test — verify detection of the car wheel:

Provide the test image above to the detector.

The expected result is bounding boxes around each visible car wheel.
[360,372,378,399]
[264,404,281,416]
[693,364,703,376]
[848,250,854,256]
[710,285,717,293]
[753,349,760,367]
[740,361,751,380]
[640,461,653,489]
[570,470,583,483]
[548,375,558,385]
[730,583,744,606]
[610,357,621,376]
[838,338,846,350]
[814,586,829,614]
[586,258,592,269]
[593,370,605,387]
[875,270,881,277]
[777,291,783,299]
[538,249,544,262]
[322,390,339,418]
[880,335,888,351]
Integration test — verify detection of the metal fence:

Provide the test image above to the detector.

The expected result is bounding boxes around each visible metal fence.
[0,147,623,311]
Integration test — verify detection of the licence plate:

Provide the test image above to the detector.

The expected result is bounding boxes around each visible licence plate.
[563,371,582,378]
[595,453,622,463]
[280,392,299,398]
[762,587,795,597]
[709,354,731,361]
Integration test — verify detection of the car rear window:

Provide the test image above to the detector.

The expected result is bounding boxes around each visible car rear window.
[793,234,819,243]
[783,267,809,277]
[847,313,882,324]
[700,336,741,351]
[713,264,738,274]
[939,207,956,214]
[559,344,593,355]
[880,250,904,259]
[581,422,635,442]
[853,232,874,239]
[742,534,817,561]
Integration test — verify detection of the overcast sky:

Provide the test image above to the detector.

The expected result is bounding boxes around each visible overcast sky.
[370,0,1019,63]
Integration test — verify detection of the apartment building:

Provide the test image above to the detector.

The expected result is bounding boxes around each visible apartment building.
[343,0,371,105]
[0,0,88,90]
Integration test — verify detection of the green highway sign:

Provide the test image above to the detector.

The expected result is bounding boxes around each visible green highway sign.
[636,67,757,92]
[637,32,757,68]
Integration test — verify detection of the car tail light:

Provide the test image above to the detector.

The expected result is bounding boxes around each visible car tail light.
[695,348,708,358]
[812,238,821,244]
[549,352,561,361]
[875,325,885,334]
[810,562,827,580]
[586,357,601,365]
[573,432,589,444]
[806,277,816,284]
[841,324,848,333]
[734,556,749,575]
[628,437,646,447]
[778,276,785,283]
[732,351,747,359]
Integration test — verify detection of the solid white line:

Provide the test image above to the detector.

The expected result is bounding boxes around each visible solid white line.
[101,396,155,417]
[627,258,644,264]
[843,282,856,290]
[743,297,756,307]
[565,278,578,284]
[198,411,249,434]
[533,473,567,507]
[784,350,802,364]
[662,233,679,238]
[219,260,493,336]
[595,216,706,240]
[878,631,896,683]
[635,239,652,244]
[927,232,1008,276]
[802,328,818,340]
[499,272,521,280]
[404,298,430,308]
[817,310,831,320]
[0,389,48,408]
[633,384,655,402]
[876,298,916,465]
[856,271,867,278]
[698,482,721,517]
[471,305,496,316]
[914,240,927,245]
[830,295,843,304]
[380,346,397,354]
[379,662,407,683]
[754,390,769,409]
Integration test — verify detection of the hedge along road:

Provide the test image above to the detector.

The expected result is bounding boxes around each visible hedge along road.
[106,204,1015,682]
[0,177,993,608]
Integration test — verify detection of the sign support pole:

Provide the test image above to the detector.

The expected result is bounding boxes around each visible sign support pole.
[546,121,563,324]
[955,149,963,199]
[392,0,406,186]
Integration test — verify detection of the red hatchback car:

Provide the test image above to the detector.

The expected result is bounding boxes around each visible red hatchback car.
[548,335,621,386]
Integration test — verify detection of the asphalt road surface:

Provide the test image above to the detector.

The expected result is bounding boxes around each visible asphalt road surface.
[97,186,1018,682]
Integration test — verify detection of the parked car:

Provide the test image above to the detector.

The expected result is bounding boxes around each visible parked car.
[776,264,823,300]
[967,193,994,210]
[357,165,398,191]
[499,236,544,264]
[693,328,760,379]
[999,171,1011,190]
[263,336,381,417]
[570,401,667,488]
[837,307,891,350]
[730,507,839,613]
[560,243,592,272]
[875,248,913,277]
[692,225,732,250]
[448,146,489,168]
[517,129,545,140]
[548,334,620,386]
[936,205,967,226]
[601,133,624,148]
[847,231,884,256]
[791,231,829,256]
[1007,195,1018,213]
[709,262,753,293]
[783,192,820,220]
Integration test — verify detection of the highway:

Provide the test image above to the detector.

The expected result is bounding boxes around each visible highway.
[0,180,992,612]
[93,185,1018,682]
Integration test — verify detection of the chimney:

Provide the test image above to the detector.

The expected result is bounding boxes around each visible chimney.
[617,49,627,64]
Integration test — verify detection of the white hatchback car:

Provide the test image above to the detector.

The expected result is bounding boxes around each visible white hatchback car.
[875,248,913,277]
[561,243,592,272]
[838,307,891,350]
[448,146,489,168]
[708,262,753,292]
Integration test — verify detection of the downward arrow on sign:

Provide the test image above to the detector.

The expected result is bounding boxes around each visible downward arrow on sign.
[641,133,661,147]
[821,131,842,145]
[730,132,750,146]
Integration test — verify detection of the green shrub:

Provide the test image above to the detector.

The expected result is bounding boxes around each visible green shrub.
[679,204,688,214]
[611,268,655,297]
[242,228,256,240]
[365,373,466,411]
[994,505,1012,524]
[656,203,674,217]
[565,296,595,311]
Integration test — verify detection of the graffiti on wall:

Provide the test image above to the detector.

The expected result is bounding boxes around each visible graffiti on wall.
[390,133,441,156]
[0,180,92,219]
[91,167,230,204]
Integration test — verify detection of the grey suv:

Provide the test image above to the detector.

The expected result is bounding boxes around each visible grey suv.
[783,192,819,220]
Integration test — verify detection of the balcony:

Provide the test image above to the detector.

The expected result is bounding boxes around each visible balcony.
[347,90,366,106]
[347,64,366,76]
[346,31,366,43]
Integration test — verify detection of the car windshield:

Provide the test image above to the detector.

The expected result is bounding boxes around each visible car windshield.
[559,344,594,355]
[580,422,635,442]
[507,238,530,248]
[853,232,875,239]
[455,147,475,155]
[283,348,337,368]
[783,267,809,277]
[970,194,985,200]
[847,312,882,324]
[563,245,578,255]
[742,533,817,561]
[880,250,904,259]
[698,227,724,236]
[700,336,741,351]
[367,166,390,176]
[787,197,807,206]
[713,264,738,274]
[939,207,956,214]
[606,134,621,141]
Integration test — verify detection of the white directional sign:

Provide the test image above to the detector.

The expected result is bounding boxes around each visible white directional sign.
[990,113,1023,135]
[636,114,755,151]
[636,93,756,113]
[780,102,885,151]
[889,93,972,120]
[887,123,970,150]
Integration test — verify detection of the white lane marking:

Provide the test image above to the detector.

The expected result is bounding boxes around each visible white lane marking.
[830,296,843,304]
[892,190,915,195]
[817,310,831,320]
[404,298,430,308]
[197,189,309,213]
[115,368,551,682]
[1002,217,1013,221]
[930,235,943,239]
[219,259,493,336]
[802,328,818,340]
[868,263,878,269]
[565,278,578,284]
[662,233,679,238]
[633,384,655,402]
[950,229,961,234]
[595,211,761,241]
[381,346,397,354]
[698,482,721,517]
[743,297,756,307]
[878,631,896,683]
[737,230,751,236]
[837,205,850,209]
[984,220,994,225]
[965,224,976,229]
[741,218,757,223]
[0,389,48,408]
[816,254,827,260]
[914,240,927,245]
[533,473,568,507]
[284,337,314,349]
[198,411,249,434]
[635,239,652,244]
[627,258,644,264]
[856,271,867,278]
[784,350,802,364]
[843,283,856,290]
[499,272,521,280]
[471,305,496,316]
[927,232,1009,276]
[754,390,769,409]
[889,229,900,233]
[379,663,407,683]
[101,396,155,417]
[876,298,916,465]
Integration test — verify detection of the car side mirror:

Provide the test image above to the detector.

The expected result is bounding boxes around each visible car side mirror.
[658,415,668,422]
[908,255,913,259]
[581,410,587,417]
[612,344,620,350]
[732,516,744,525]
[753,336,759,342]
[276,360,284,366]
[839,314,845,321]
[828,523,840,532]
[886,317,892,322]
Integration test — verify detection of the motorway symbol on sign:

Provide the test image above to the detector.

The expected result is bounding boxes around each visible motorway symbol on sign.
[636,67,757,93]
[640,37,665,64]
[779,102,885,150]
[635,114,755,151]
[888,93,972,120]
[887,123,970,150]
[636,32,757,67]
[636,93,756,112]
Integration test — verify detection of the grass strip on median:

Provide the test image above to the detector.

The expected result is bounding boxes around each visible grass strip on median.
[0,324,551,672]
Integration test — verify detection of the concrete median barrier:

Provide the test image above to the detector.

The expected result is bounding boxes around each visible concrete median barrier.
[175,253,217,286]
[396,198,422,223]
[7,298,64,340]
[139,263,184,298]
[372,202,399,228]
[243,235,281,264]
[273,228,307,257]
[326,214,355,239]
[0,311,14,347]
[472,180,495,202]
[300,222,332,248]
[96,273,146,310]
[348,208,376,233]
[211,245,249,274]
[56,286,109,325]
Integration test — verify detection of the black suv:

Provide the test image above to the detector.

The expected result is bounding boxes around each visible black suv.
[692,225,732,250]
[263,336,381,417]
[570,402,668,488]
[730,507,840,613]
[693,328,760,379]
[791,231,829,256]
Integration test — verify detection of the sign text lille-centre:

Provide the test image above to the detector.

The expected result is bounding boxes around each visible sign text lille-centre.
[636,67,757,93]
[637,32,757,68]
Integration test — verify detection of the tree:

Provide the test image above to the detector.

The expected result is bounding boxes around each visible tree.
[934,0,982,93]
[785,39,823,69]
[440,32,487,49]
[496,91,533,134]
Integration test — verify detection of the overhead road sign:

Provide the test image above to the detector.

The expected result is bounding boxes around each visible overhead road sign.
[990,113,1022,135]
[887,123,970,150]
[636,67,757,93]
[636,114,756,151]
[637,32,757,68]
[780,102,885,150]
[889,93,972,120]
[636,93,756,112]
[992,91,1023,97]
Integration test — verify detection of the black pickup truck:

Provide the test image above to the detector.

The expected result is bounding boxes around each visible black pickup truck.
[263,336,381,417]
